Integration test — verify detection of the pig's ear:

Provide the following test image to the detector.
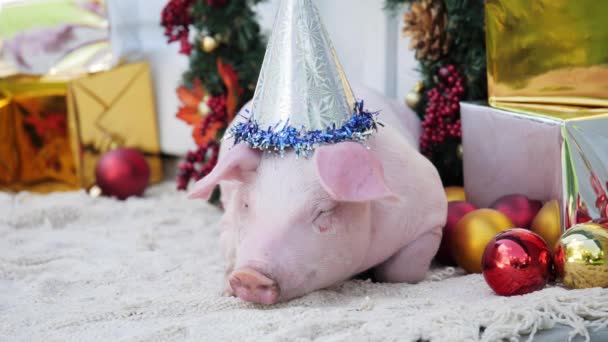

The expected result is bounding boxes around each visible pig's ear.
[188,144,261,200]
[314,142,397,202]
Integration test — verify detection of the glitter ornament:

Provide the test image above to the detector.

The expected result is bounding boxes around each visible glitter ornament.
[452,209,514,273]
[482,229,552,296]
[554,221,608,289]
[95,148,150,200]
[491,194,542,229]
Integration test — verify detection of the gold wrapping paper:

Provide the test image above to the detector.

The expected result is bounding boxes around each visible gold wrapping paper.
[0,62,162,192]
[486,0,608,116]
[0,91,17,184]
[67,62,162,188]
[0,0,112,77]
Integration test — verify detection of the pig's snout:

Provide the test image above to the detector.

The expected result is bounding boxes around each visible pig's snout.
[229,267,280,305]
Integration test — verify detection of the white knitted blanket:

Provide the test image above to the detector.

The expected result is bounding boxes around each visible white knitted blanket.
[1,183,607,341]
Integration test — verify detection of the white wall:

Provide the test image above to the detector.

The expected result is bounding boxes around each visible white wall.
[126,0,418,155]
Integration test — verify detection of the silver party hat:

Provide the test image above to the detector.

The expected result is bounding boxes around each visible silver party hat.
[231,0,378,155]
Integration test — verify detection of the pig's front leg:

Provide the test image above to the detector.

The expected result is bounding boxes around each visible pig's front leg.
[374,227,442,283]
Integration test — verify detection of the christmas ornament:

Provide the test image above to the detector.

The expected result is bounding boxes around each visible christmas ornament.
[445,186,466,202]
[482,229,551,296]
[95,148,150,200]
[406,81,424,109]
[452,209,514,273]
[554,221,608,289]
[420,65,464,157]
[490,194,542,229]
[88,185,102,198]
[436,201,477,265]
[201,35,219,53]
[405,91,421,109]
[531,200,562,249]
[403,0,450,61]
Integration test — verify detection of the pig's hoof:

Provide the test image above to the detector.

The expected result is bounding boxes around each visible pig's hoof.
[229,268,280,305]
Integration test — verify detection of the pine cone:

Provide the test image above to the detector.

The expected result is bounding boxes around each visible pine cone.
[403,0,450,62]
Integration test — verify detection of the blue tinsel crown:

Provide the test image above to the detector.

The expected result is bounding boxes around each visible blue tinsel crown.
[229,101,380,157]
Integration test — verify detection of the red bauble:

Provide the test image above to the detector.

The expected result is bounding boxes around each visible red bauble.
[490,194,542,229]
[436,201,477,265]
[95,148,150,200]
[482,229,551,296]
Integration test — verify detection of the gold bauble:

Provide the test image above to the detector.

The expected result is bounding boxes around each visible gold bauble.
[452,209,514,273]
[457,144,463,160]
[88,185,102,198]
[201,36,219,53]
[445,186,466,202]
[405,91,421,109]
[531,200,562,249]
[554,221,608,289]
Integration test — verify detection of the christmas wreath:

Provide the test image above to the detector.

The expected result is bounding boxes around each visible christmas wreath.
[161,0,267,195]
[386,0,487,186]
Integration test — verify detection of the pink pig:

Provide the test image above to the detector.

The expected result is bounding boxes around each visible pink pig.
[190,86,447,305]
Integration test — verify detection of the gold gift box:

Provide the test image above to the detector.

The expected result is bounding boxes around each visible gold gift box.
[0,62,162,193]
[486,0,608,116]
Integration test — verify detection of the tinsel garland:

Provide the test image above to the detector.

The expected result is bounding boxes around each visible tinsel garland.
[230,102,379,157]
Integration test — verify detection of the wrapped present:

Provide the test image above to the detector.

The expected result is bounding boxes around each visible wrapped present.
[0,0,139,78]
[0,90,17,183]
[461,102,608,232]
[0,62,162,193]
[485,0,608,114]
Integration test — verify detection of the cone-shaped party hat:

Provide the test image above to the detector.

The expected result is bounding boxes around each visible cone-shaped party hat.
[231,0,378,156]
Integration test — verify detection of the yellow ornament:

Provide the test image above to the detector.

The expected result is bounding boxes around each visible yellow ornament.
[201,36,219,53]
[457,144,463,160]
[405,91,421,109]
[445,186,466,202]
[452,209,514,273]
[198,95,212,115]
[531,200,562,249]
[554,221,608,289]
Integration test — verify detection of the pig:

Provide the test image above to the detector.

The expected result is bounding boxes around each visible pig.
[189,85,447,305]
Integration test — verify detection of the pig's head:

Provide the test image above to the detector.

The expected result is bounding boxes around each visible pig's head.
[189,142,395,304]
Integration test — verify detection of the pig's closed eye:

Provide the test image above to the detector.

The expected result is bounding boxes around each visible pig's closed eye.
[313,208,335,234]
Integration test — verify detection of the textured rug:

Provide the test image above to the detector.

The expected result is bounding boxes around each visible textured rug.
[1,183,607,341]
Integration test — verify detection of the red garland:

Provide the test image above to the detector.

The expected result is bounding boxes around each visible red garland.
[177,142,221,191]
[420,65,465,157]
[161,0,195,55]
[207,0,229,7]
